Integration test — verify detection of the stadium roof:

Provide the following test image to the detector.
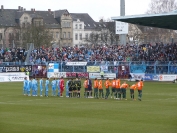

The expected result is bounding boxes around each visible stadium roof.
[111,11,177,30]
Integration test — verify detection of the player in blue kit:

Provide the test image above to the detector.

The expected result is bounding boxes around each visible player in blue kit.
[34,78,38,96]
[51,78,56,96]
[65,79,70,97]
[45,78,49,97]
[31,77,36,96]
[23,77,28,95]
[57,78,60,96]
[27,78,32,96]
[39,78,43,97]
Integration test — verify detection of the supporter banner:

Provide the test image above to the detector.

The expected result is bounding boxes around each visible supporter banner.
[0,72,26,76]
[32,65,47,78]
[89,73,116,79]
[100,66,108,72]
[66,62,87,66]
[2,65,32,72]
[0,75,29,82]
[159,75,177,81]
[130,73,145,81]
[48,63,59,72]
[144,74,159,81]
[47,72,66,78]
[66,72,89,78]
[118,66,130,78]
[87,66,100,72]
[130,65,146,73]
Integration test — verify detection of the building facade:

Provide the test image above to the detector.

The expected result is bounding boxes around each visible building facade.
[0,5,118,48]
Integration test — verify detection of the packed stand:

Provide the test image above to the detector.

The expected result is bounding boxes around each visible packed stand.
[1,43,177,65]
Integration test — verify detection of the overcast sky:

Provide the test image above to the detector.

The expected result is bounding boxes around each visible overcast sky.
[1,0,151,21]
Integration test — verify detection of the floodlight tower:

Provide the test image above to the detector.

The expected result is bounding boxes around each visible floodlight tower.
[120,0,126,45]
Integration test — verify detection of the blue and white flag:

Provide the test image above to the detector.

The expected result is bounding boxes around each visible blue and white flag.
[48,63,59,72]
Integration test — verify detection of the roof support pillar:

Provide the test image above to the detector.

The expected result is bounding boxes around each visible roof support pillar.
[120,0,126,45]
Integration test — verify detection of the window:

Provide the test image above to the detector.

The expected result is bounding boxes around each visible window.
[34,21,41,26]
[56,32,59,38]
[24,17,28,20]
[79,24,82,29]
[62,22,65,27]
[75,33,78,40]
[63,32,66,38]
[67,22,70,27]
[62,22,71,28]
[0,33,2,40]
[68,32,70,39]
[79,33,82,40]
[75,24,78,29]
[85,33,88,40]
[68,22,71,27]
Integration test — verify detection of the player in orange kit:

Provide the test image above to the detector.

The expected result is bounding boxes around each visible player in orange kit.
[83,78,88,98]
[98,79,104,99]
[136,79,144,101]
[120,82,129,100]
[111,78,116,99]
[104,78,111,99]
[115,77,121,99]
[93,78,99,99]
[129,83,137,100]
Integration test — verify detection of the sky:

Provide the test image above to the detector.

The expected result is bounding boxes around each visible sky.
[1,0,151,21]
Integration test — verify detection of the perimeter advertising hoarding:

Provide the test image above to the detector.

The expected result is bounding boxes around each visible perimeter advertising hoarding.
[66,72,89,78]
[0,65,32,72]
[47,72,89,78]
[89,73,116,79]
[87,66,100,72]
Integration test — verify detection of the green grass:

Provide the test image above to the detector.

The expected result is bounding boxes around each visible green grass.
[0,81,177,133]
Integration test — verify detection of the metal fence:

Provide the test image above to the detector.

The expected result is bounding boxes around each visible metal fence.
[1,61,177,77]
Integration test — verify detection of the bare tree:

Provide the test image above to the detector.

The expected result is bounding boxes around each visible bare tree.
[142,0,177,43]
[85,32,100,45]
[21,25,52,48]
[128,24,143,44]
[147,0,177,14]
[85,19,118,45]
[106,22,119,45]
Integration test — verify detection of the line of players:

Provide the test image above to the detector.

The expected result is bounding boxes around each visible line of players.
[23,77,143,101]
[23,77,65,97]
[89,78,143,101]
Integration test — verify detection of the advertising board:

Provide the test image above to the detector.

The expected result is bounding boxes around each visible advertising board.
[0,75,29,82]
[158,75,177,81]
[47,72,66,78]
[89,73,116,79]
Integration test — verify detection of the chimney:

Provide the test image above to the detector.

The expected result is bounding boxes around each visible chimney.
[99,19,103,23]
[31,8,33,11]
[21,7,23,11]
[24,8,26,11]
[18,6,21,11]
[33,8,35,12]
[48,9,51,13]
[1,5,3,11]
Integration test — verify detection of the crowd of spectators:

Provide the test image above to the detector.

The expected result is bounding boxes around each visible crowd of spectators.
[1,43,177,75]
[1,42,177,64]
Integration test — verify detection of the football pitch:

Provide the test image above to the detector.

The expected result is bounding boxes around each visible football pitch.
[0,81,177,133]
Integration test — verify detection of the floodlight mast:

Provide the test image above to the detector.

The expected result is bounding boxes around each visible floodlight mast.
[120,0,126,45]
